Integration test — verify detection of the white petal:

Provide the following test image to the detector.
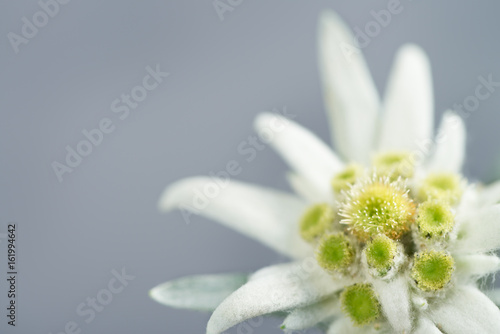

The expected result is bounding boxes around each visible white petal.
[480,180,500,207]
[379,44,434,152]
[207,261,343,334]
[254,113,343,199]
[485,289,500,306]
[427,285,500,333]
[149,274,247,311]
[426,112,466,173]
[455,185,480,223]
[454,204,500,254]
[371,276,411,333]
[455,254,500,279]
[286,172,328,203]
[248,262,294,282]
[318,11,380,164]
[327,318,383,334]
[282,296,339,331]
[413,317,443,334]
[412,295,429,311]
[159,177,312,258]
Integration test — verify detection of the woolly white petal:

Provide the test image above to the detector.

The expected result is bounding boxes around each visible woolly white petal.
[455,254,500,279]
[379,44,434,152]
[254,113,343,200]
[455,185,480,223]
[281,296,339,331]
[454,204,500,254]
[286,172,328,203]
[149,274,247,311]
[427,285,500,333]
[413,317,443,334]
[327,318,382,334]
[318,11,380,164]
[480,180,500,207]
[248,262,294,282]
[159,177,312,258]
[371,276,411,333]
[485,289,500,306]
[207,261,342,334]
[426,112,466,173]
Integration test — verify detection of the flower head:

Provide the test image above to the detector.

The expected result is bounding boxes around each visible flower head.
[418,172,463,204]
[152,10,500,334]
[411,250,455,292]
[373,150,415,179]
[331,163,364,194]
[339,175,415,241]
[416,200,455,239]
[364,235,398,276]
[341,284,381,326]
[299,203,335,242]
[316,233,355,272]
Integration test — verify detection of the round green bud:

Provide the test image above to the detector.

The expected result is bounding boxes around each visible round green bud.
[316,233,355,272]
[411,251,455,291]
[365,235,397,275]
[299,204,335,242]
[417,200,455,238]
[418,172,463,205]
[340,176,416,241]
[331,164,364,194]
[341,283,380,326]
[372,150,414,179]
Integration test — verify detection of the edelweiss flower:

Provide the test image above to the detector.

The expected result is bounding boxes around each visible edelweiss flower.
[150,11,500,334]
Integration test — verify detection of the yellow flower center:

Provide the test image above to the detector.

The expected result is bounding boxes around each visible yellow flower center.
[299,203,335,242]
[331,164,364,194]
[418,172,463,204]
[341,284,380,326]
[372,150,414,179]
[339,176,416,241]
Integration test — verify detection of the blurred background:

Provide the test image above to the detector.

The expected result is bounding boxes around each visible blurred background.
[1,1,500,333]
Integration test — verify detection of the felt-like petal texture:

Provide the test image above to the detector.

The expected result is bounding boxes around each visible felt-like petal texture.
[207,261,342,334]
[281,295,339,331]
[455,254,500,279]
[286,172,329,203]
[454,204,500,254]
[480,180,500,207]
[379,45,434,152]
[371,275,411,333]
[413,317,443,334]
[426,112,466,173]
[318,11,380,164]
[485,289,500,307]
[427,285,500,333]
[255,113,343,199]
[150,273,247,311]
[248,262,295,282]
[327,318,385,334]
[159,177,312,258]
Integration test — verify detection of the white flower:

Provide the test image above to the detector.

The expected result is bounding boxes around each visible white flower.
[150,11,500,334]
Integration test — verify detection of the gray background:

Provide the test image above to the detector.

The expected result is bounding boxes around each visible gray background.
[1,1,500,333]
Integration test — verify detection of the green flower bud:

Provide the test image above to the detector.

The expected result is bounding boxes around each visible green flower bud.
[373,150,414,179]
[316,233,355,272]
[411,250,455,291]
[299,203,335,242]
[331,164,364,194]
[365,235,398,276]
[340,176,416,241]
[418,172,463,205]
[416,200,455,239]
[341,283,381,326]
